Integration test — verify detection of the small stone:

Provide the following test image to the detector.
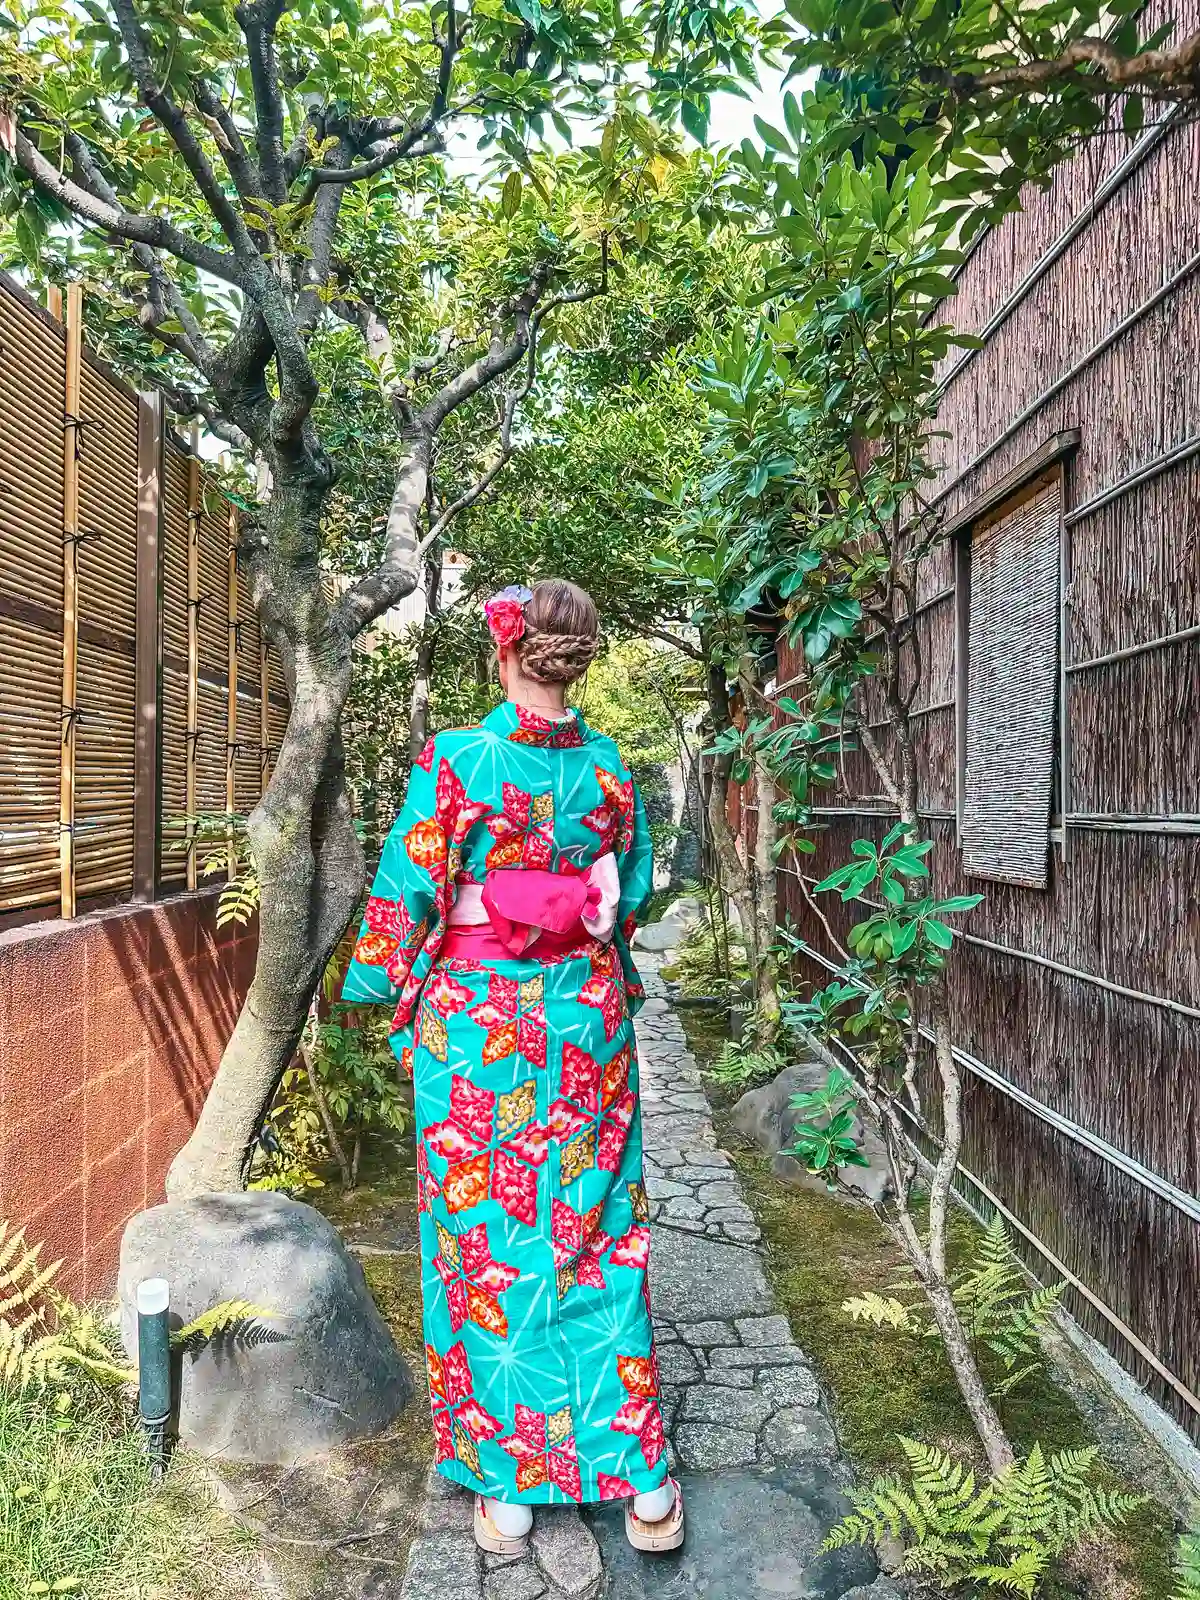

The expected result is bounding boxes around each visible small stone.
[681,1385,772,1429]
[401,1530,482,1600]
[758,1365,822,1410]
[707,1345,807,1374]
[840,1579,902,1597]
[684,1148,730,1167]
[672,1093,709,1111]
[647,1177,694,1200]
[696,1182,744,1208]
[531,1508,602,1599]
[680,1168,735,1186]
[706,1206,755,1224]
[676,1320,740,1348]
[656,1343,702,1385]
[674,1423,759,1470]
[762,1405,839,1464]
[735,1315,793,1347]
[662,1215,707,1234]
[484,1563,547,1600]
[723,1222,762,1244]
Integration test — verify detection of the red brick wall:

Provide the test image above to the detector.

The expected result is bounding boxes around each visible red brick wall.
[0,892,255,1300]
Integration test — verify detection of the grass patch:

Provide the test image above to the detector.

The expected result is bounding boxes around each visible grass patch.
[724,1142,1179,1598]
[0,1384,254,1600]
[676,1006,1180,1596]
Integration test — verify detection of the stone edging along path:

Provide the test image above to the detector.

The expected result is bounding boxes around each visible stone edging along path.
[399,957,899,1600]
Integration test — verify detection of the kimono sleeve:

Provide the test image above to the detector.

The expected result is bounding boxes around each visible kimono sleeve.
[341,754,440,1012]
[613,779,653,1012]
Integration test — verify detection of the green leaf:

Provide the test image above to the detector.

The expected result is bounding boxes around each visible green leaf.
[501,170,523,218]
[754,116,793,155]
[1122,95,1144,136]
[925,918,953,949]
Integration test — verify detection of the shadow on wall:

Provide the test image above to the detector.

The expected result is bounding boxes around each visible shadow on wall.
[0,890,255,1301]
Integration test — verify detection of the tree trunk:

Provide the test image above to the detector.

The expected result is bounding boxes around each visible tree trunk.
[750,742,781,1046]
[408,548,442,763]
[166,465,370,1199]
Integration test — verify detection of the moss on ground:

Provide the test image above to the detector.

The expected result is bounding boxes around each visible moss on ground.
[675,1007,1180,1599]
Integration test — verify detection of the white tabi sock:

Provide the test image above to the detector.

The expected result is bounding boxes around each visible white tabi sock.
[633,1481,676,1523]
[485,1497,533,1538]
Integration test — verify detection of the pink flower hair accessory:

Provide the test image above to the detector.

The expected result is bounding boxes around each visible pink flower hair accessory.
[485,584,532,647]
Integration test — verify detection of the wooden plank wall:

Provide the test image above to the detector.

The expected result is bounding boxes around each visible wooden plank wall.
[774,14,1200,1441]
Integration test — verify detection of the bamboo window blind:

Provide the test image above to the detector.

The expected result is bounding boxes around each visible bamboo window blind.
[0,273,284,920]
[961,474,1063,888]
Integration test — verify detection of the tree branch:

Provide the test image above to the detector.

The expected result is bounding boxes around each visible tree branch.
[110,0,260,257]
[934,29,1200,101]
[236,0,290,200]
[192,78,266,203]
[13,129,242,284]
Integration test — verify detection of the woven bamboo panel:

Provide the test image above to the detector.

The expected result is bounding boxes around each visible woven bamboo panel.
[0,286,65,590]
[961,477,1062,887]
[234,565,263,813]
[74,364,138,898]
[74,637,134,896]
[159,664,189,887]
[0,289,63,910]
[0,611,60,909]
[196,678,228,815]
[197,486,227,672]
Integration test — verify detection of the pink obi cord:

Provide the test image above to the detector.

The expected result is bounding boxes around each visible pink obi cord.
[445,853,620,960]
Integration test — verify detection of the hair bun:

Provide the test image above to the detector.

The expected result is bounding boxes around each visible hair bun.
[520,627,600,684]
[515,579,600,685]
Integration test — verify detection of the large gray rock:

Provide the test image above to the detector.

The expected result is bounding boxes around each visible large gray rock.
[631,917,689,953]
[118,1192,412,1464]
[650,1226,774,1322]
[732,1065,894,1204]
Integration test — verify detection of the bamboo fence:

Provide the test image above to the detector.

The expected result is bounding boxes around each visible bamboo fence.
[0,272,289,921]
[764,38,1200,1443]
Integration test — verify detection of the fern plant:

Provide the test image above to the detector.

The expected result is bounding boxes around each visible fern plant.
[708,1033,787,1088]
[825,1436,1145,1596]
[1,1219,275,1395]
[1175,1527,1200,1600]
[842,1216,1065,1396]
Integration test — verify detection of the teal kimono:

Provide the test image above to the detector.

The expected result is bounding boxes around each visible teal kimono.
[342,701,667,1504]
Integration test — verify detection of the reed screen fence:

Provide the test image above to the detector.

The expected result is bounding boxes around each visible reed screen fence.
[0,274,288,922]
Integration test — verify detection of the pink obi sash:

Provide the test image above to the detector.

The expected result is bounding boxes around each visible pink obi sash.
[444,853,619,960]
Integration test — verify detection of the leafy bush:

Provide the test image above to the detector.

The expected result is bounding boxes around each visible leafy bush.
[842,1217,1065,1399]
[670,915,747,1000]
[707,1032,787,1088]
[784,1067,871,1185]
[825,1435,1145,1595]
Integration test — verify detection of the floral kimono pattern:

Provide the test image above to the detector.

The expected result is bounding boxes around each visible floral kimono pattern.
[342,701,667,1503]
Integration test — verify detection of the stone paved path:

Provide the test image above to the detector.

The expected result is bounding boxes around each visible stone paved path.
[398,957,897,1600]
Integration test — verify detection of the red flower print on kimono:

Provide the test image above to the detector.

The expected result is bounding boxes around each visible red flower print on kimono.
[581,765,635,856]
[415,967,475,1063]
[414,736,437,772]
[507,705,585,748]
[433,1221,520,1337]
[485,783,555,869]
[468,972,547,1068]
[598,1474,638,1501]
[611,1353,666,1469]
[406,759,490,894]
[578,945,627,1041]
[547,1042,636,1184]
[425,1074,549,1225]
[498,1404,583,1500]
[416,1139,441,1214]
[551,1198,613,1298]
[427,1341,503,1482]
[352,894,426,980]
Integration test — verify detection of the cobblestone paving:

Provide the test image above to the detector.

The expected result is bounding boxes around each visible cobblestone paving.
[398,957,897,1600]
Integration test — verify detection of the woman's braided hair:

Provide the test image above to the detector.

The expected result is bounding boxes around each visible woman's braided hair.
[518,578,600,685]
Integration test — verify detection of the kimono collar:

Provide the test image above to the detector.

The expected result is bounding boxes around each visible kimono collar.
[483,701,593,748]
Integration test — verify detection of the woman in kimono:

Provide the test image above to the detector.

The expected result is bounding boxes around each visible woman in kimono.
[342,579,683,1555]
